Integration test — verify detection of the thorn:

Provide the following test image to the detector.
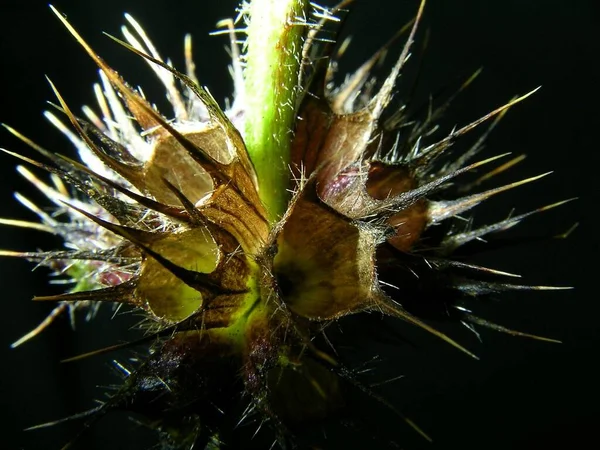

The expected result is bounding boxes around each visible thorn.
[367,0,427,119]
[443,198,576,251]
[371,153,512,216]
[461,154,527,191]
[0,218,54,234]
[378,296,479,360]
[11,303,68,348]
[465,313,562,344]
[429,172,553,224]
[331,17,415,113]
[429,258,522,278]
[33,280,138,305]
[420,87,541,159]
[23,404,104,431]
[54,153,188,222]
[555,222,579,239]
[61,333,160,363]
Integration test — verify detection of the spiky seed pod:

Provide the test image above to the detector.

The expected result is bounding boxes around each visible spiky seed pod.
[1,0,573,448]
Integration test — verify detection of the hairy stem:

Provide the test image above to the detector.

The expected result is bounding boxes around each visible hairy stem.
[244,0,308,222]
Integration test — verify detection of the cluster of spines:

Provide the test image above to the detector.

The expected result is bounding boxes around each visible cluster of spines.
[0,1,574,447]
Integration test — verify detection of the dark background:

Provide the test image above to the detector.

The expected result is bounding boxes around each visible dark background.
[0,0,597,449]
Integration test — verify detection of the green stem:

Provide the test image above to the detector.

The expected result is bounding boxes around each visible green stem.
[244,0,308,222]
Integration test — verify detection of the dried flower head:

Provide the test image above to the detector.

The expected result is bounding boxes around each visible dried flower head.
[1,0,573,448]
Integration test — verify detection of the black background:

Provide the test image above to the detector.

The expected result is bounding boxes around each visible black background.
[0,0,598,449]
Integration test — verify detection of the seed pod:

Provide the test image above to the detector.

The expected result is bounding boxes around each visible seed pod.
[0,1,574,448]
